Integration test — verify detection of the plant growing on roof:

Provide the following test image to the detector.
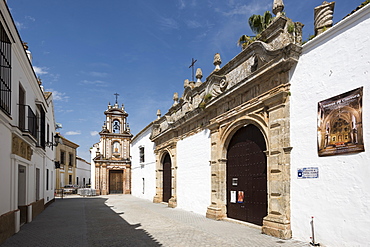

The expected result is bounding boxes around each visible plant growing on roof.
[237,11,274,49]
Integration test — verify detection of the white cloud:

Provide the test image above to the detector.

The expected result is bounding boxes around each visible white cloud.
[46,89,69,102]
[90,131,99,136]
[15,21,25,30]
[89,71,108,77]
[81,80,107,86]
[216,1,269,17]
[178,0,186,9]
[186,20,202,29]
[25,16,36,22]
[33,66,48,75]
[158,17,179,30]
[66,131,81,136]
[57,109,73,113]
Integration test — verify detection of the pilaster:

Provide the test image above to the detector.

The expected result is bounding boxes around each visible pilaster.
[206,126,227,220]
[262,96,292,239]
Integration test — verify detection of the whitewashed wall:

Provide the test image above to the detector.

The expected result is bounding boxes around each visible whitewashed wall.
[76,157,91,187]
[177,129,211,216]
[90,144,97,189]
[290,5,370,246]
[0,121,12,215]
[44,98,56,204]
[131,124,156,201]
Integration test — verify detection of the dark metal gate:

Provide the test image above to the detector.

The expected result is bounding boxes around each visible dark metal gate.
[162,153,172,202]
[227,124,267,226]
[109,170,123,194]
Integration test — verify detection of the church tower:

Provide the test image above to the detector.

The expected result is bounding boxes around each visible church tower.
[93,95,132,195]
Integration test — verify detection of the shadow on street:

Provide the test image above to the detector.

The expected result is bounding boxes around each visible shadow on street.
[1,197,161,247]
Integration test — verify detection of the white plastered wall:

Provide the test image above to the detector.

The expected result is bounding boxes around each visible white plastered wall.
[176,129,211,216]
[290,5,370,246]
[0,122,12,215]
[76,158,91,187]
[131,125,156,201]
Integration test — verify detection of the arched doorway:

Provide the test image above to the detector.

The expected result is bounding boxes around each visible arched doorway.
[226,124,267,226]
[162,153,172,203]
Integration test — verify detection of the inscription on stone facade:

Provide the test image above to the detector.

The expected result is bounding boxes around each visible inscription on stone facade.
[12,134,33,161]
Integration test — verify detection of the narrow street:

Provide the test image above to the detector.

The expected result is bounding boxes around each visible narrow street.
[2,195,309,247]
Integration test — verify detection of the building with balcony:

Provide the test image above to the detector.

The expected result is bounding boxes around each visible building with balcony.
[0,1,57,244]
[55,135,79,190]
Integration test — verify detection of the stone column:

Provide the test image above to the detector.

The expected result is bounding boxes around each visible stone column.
[206,124,227,220]
[168,145,177,208]
[262,92,292,239]
[153,151,162,203]
[101,164,108,195]
[125,167,131,194]
[95,165,101,195]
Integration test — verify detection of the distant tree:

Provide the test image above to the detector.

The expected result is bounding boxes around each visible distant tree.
[237,11,274,49]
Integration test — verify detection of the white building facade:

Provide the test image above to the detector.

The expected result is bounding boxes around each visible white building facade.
[289,4,370,246]
[0,1,57,244]
[76,156,91,188]
[130,123,156,201]
[131,2,369,246]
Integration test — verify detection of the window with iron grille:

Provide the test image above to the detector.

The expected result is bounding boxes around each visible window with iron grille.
[37,105,45,148]
[139,146,145,163]
[46,169,49,190]
[0,21,11,116]
[18,85,25,130]
[27,105,37,138]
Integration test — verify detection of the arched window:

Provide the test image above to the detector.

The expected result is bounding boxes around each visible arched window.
[113,120,120,133]
[112,141,120,154]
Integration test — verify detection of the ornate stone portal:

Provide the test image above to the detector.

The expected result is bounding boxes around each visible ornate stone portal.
[150,4,302,240]
[93,99,132,195]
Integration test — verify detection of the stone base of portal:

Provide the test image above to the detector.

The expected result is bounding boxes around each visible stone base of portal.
[262,215,292,240]
[168,197,177,208]
[206,205,226,220]
[153,194,161,203]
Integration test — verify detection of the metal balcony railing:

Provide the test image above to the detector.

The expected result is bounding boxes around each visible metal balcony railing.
[18,104,37,139]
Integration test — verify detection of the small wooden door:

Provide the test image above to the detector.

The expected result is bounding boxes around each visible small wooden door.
[162,153,172,202]
[109,170,123,194]
[227,125,267,226]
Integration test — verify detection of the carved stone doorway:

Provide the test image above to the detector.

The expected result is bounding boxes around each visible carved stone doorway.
[109,170,123,194]
[162,153,172,202]
[226,125,267,226]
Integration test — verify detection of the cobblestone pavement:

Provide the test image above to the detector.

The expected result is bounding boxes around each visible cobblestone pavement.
[2,195,310,247]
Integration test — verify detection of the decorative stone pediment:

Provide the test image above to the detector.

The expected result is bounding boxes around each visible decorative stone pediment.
[150,15,302,143]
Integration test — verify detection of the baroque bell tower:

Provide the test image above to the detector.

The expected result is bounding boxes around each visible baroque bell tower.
[93,94,133,195]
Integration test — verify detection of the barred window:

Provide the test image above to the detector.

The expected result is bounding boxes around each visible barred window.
[139,146,145,163]
[0,21,11,116]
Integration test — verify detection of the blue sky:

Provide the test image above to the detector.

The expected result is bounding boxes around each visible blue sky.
[8,0,364,161]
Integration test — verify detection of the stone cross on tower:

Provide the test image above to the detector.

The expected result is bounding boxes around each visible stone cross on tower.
[273,0,284,17]
[114,93,119,104]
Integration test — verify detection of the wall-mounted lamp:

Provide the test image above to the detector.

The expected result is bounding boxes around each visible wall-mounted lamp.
[46,133,62,147]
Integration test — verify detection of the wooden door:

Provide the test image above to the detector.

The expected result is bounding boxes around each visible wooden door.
[162,153,172,202]
[109,170,123,194]
[227,125,267,226]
